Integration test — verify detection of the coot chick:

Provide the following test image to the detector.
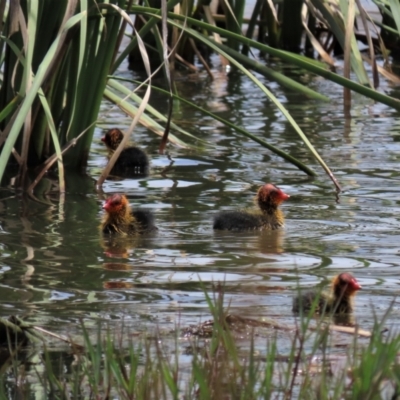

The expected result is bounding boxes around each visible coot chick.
[292,272,361,315]
[101,194,156,235]
[213,183,289,231]
[101,128,149,175]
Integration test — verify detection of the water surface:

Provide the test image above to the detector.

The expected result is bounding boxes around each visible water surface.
[1,57,400,389]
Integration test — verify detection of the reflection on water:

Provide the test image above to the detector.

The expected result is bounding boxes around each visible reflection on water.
[1,62,400,391]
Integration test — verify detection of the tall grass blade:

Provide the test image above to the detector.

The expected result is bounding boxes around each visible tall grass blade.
[302,2,336,66]
[37,89,65,193]
[159,0,172,154]
[356,0,379,88]
[310,0,371,86]
[19,0,38,183]
[65,0,87,138]
[202,6,229,68]
[343,0,355,108]
[0,95,21,125]
[389,0,400,33]
[0,12,84,185]
[242,0,263,56]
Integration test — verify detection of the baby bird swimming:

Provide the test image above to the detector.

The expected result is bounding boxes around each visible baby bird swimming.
[101,128,149,175]
[213,183,289,231]
[292,272,361,315]
[101,194,156,235]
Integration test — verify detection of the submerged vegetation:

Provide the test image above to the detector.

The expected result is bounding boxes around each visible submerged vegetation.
[1,0,400,191]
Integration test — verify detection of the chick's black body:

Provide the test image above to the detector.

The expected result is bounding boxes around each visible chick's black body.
[213,184,289,231]
[102,129,149,176]
[118,147,149,171]
[213,211,276,231]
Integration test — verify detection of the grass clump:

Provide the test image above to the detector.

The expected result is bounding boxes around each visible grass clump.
[0,288,398,399]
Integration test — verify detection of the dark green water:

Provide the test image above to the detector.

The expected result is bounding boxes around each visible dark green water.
[1,58,400,393]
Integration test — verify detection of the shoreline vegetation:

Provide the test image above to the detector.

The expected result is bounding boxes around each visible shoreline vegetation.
[2,1,400,191]
[0,286,398,399]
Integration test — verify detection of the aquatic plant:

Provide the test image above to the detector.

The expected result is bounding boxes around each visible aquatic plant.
[0,285,397,399]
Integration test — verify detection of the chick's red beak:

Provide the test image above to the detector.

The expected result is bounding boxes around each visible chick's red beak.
[278,190,290,202]
[101,136,106,142]
[102,201,110,211]
[350,278,362,291]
